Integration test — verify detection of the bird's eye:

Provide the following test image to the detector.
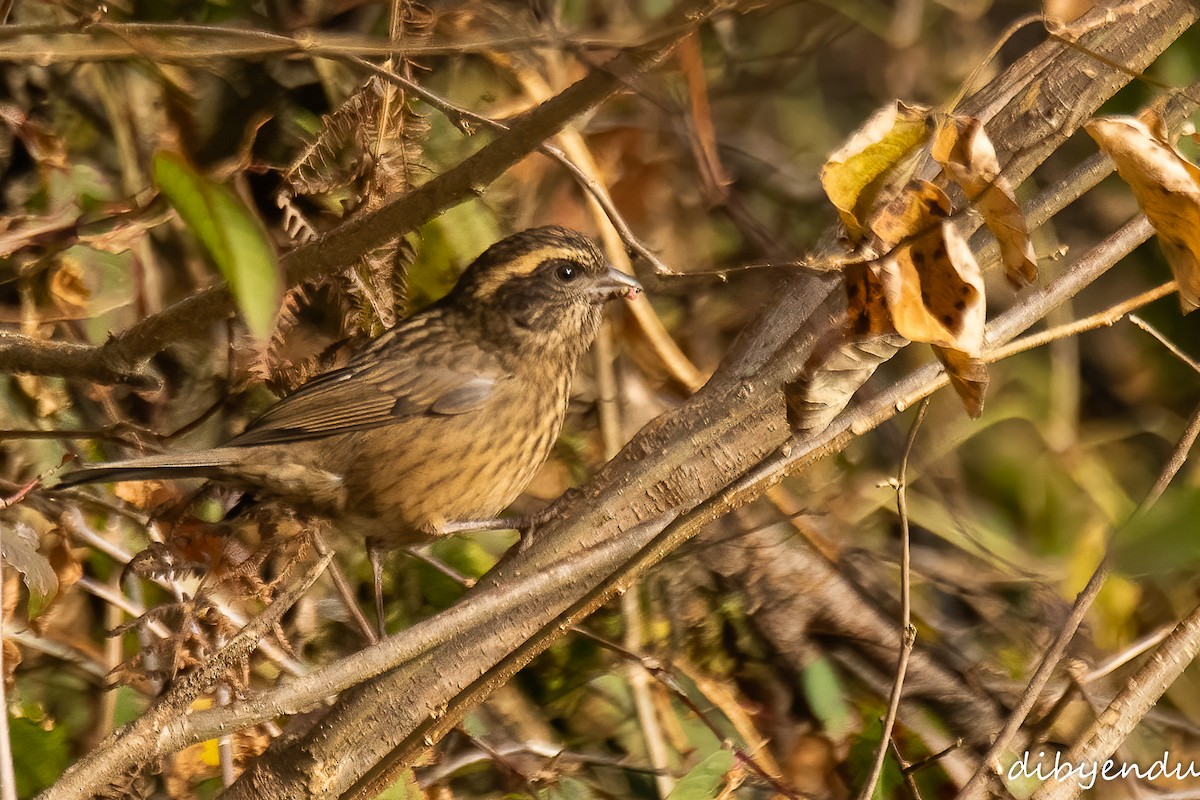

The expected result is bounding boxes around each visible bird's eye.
[554,263,578,282]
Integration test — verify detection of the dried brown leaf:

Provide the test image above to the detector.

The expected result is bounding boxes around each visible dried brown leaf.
[879,218,985,353]
[867,180,985,353]
[933,346,989,418]
[785,332,907,436]
[844,263,895,337]
[931,114,1038,287]
[0,522,57,618]
[1086,112,1200,312]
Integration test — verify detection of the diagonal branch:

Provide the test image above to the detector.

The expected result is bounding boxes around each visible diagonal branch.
[224,5,1197,797]
[0,9,713,386]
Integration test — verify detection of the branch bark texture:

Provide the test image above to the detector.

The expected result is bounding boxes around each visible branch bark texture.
[33,3,1200,798]
[219,5,1199,799]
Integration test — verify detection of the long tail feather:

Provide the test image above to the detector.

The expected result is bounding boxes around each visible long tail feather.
[56,449,242,488]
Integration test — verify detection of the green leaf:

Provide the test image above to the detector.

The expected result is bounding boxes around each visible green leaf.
[538,778,595,800]
[666,749,734,800]
[802,657,854,741]
[374,768,425,799]
[0,522,57,618]
[10,715,71,797]
[152,151,281,339]
[847,718,905,800]
[112,685,146,728]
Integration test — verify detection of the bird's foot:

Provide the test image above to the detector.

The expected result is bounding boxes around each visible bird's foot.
[367,541,387,638]
[434,488,581,552]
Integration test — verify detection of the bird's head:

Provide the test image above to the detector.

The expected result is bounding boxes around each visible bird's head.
[450,226,642,354]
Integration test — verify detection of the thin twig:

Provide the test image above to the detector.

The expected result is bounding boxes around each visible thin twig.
[958,400,1200,799]
[59,509,308,678]
[1129,314,1200,375]
[856,399,927,800]
[904,739,965,775]
[217,683,236,788]
[4,628,111,683]
[586,197,677,795]
[401,546,477,588]
[888,736,925,800]
[315,536,377,646]
[0,20,686,62]
[0,559,17,800]
[985,281,1177,363]
[1081,624,1172,684]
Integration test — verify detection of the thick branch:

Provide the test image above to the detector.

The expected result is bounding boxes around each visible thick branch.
[2,18,686,385]
[224,6,1196,797]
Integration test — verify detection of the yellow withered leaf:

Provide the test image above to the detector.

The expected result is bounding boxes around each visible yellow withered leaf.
[931,114,1037,288]
[1086,112,1200,312]
[820,101,929,243]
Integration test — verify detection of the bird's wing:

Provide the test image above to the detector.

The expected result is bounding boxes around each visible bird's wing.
[228,319,508,447]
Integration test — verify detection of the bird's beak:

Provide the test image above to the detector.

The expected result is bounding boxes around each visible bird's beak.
[590,266,643,302]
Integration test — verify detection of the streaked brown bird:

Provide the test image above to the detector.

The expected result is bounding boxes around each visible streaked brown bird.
[60,226,641,630]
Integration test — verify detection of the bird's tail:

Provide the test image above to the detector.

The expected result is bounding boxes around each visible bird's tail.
[55,449,244,489]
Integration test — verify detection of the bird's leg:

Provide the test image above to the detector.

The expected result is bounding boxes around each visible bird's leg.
[434,490,579,552]
[434,517,531,535]
[367,540,387,638]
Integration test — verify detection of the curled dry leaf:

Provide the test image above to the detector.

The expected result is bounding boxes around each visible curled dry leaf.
[932,346,989,419]
[872,181,986,354]
[820,101,929,243]
[1085,111,1200,312]
[0,522,58,619]
[785,332,907,436]
[845,264,895,337]
[931,114,1038,287]
[842,179,989,416]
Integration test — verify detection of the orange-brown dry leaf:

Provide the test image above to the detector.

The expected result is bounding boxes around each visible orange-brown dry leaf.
[1086,112,1200,312]
[844,263,895,337]
[820,101,929,243]
[880,219,985,353]
[869,180,986,354]
[931,114,1038,287]
[46,534,82,596]
[868,179,951,246]
[933,345,989,418]
[112,479,172,510]
[49,259,91,314]
[2,571,20,688]
[678,32,730,206]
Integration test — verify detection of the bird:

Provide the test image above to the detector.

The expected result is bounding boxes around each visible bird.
[58,225,642,632]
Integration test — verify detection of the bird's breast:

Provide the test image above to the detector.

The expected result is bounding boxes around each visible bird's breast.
[338,359,575,543]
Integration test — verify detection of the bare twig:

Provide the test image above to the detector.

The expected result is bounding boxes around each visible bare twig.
[0,20,694,63]
[856,399,927,800]
[888,737,925,800]
[38,512,676,797]
[0,559,18,800]
[40,550,333,800]
[958,401,1200,799]
[316,537,378,646]
[2,22,698,385]
[1130,314,1200,375]
[1081,624,1173,684]
[986,281,1177,363]
[1031,600,1200,800]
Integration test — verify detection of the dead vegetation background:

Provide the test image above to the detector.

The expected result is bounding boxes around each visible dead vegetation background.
[2,1,1200,799]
